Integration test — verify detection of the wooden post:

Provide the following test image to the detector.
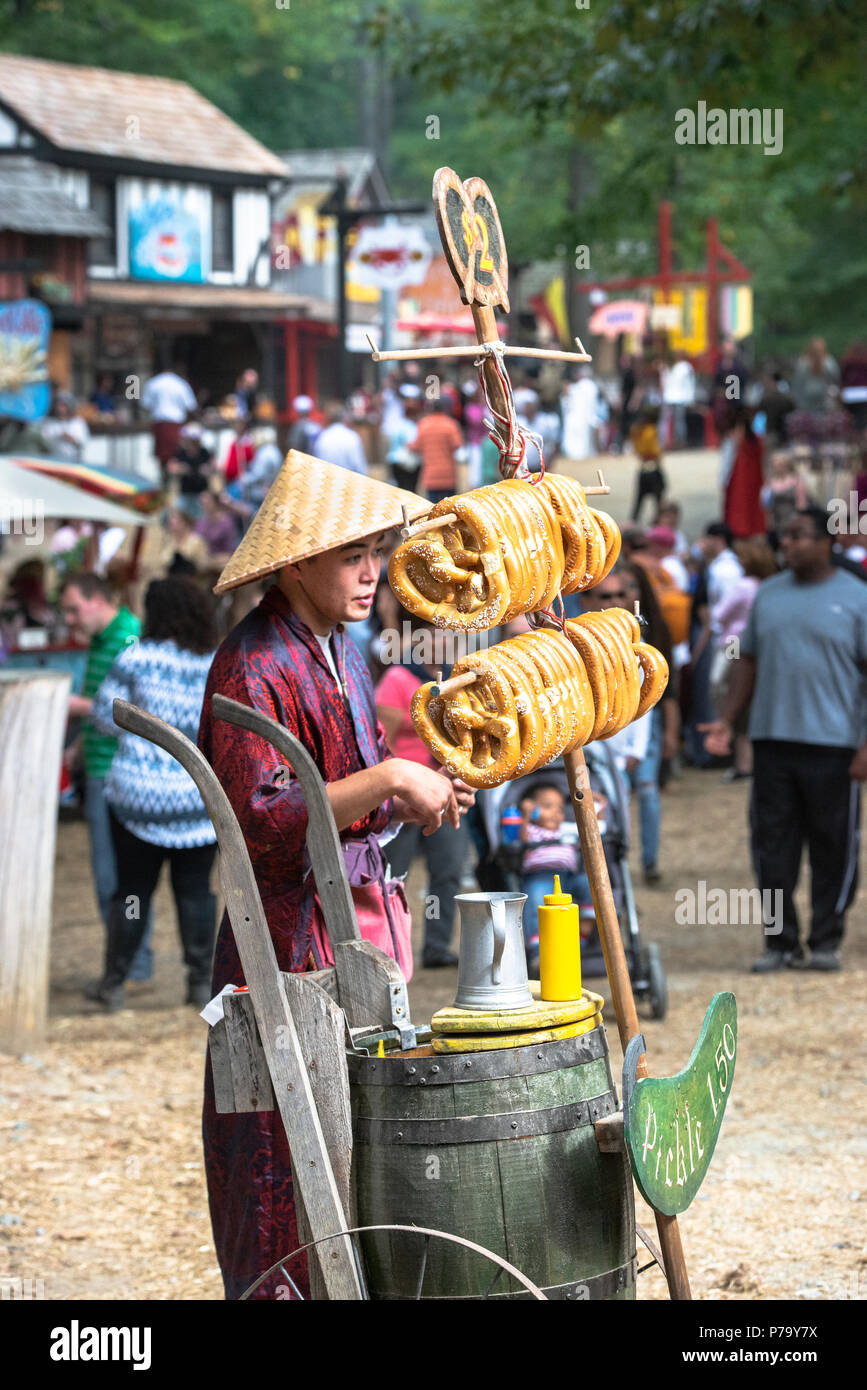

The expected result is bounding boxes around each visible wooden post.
[0,670,70,1054]
[288,974,356,1300]
[563,746,692,1300]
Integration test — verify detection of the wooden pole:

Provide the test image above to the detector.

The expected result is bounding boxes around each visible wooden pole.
[706,216,721,372]
[0,670,70,1054]
[426,169,691,1301]
[471,303,512,422]
[563,746,692,1300]
[430,670,480,698]
[405,512,457,538]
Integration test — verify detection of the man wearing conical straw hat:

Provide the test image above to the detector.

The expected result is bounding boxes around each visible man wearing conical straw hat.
[198,448,475,1300]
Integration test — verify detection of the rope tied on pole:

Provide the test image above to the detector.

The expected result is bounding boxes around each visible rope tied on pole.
[473,339,546,485]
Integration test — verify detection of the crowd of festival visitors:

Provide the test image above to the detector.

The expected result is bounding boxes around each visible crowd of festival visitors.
[2,329,865,1003]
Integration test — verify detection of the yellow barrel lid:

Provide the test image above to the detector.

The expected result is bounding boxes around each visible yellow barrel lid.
[543,874,573,906]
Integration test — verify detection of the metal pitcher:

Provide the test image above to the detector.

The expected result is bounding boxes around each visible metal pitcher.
[454,892,534,1011]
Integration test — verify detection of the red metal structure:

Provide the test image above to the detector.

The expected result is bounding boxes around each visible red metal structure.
[577,203,751,371]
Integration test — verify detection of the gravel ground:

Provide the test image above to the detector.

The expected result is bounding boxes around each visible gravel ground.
[2,764,865,1302]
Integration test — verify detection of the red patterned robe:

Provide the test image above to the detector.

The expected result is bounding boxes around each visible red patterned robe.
[198,586,392,1299]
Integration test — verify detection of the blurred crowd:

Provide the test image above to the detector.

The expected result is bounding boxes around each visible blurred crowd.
[2,328,866,1000]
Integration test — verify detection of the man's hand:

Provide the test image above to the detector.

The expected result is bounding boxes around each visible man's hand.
[698,719,732,758]
[849,745,867,782]
[393,762,460,834]
[443,771,475,813]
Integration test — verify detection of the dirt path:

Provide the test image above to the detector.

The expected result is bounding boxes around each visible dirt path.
[2,767,865,1301]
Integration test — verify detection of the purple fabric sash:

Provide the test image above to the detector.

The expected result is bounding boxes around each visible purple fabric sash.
[299,833,403,971]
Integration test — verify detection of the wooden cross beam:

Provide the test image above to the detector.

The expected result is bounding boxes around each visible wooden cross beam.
[367,332,592,365]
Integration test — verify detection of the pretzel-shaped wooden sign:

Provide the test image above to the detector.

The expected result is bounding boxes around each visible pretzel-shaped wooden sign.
[433,167,510,312]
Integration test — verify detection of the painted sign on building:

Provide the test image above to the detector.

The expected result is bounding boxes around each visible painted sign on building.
[129,199,204,282]
[350,224,432,291]
[0,299,51,421]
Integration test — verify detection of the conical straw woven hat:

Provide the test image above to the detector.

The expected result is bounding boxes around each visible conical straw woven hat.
[214,449,431,594]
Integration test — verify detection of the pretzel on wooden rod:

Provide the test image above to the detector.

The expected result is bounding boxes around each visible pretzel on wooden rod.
[388,476,620,631]
[410,608,669,789]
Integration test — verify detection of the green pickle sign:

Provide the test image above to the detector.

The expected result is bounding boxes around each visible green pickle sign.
[622,992,737,1215]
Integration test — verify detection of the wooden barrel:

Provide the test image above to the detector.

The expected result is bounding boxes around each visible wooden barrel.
[348,1025,635,1300]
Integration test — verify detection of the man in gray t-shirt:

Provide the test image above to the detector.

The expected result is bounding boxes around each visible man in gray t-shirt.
[703,506,867,973]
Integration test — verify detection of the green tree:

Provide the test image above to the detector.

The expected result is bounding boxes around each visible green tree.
[0,0,366,152]
[369,0,867,354]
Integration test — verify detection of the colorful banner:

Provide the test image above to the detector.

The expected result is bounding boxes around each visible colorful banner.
[543,275,570,347]
[0,299,51,422]
[650,302,682,331]
[129,199,204,282]
[589,299,648,339]
[720,285,753,340]
[654,288,708,355]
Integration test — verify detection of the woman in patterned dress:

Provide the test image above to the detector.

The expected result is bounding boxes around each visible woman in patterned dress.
[88,576,219,1010]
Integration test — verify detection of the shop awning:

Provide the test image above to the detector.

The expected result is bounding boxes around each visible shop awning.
[87,281,332,320]
[8,455,163,513]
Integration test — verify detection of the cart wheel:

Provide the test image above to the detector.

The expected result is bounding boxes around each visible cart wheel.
[647,942,667,1020]
[241,1224,548,1301]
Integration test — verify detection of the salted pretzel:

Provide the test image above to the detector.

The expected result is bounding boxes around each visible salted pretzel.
[389,477,620,630]
[537,475,621,592]
[410,609,669,789]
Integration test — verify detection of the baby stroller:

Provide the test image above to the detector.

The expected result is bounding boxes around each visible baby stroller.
[473,742,667,1019]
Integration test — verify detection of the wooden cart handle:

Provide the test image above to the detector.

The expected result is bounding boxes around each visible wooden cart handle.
[110,698,361,1300]
[212,694,360,947]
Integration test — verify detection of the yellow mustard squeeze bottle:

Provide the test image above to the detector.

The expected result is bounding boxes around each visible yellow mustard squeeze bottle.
[538,875,582,1001]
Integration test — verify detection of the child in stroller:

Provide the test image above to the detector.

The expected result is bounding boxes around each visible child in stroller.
[475,746,622,976]
[517,781,594,973]
[469,744,667,1015]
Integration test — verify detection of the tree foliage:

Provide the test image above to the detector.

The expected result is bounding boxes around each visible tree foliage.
[370,0,867,354]
[2,0,863,353]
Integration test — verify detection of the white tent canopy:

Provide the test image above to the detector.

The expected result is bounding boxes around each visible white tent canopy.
[0,455,156,527]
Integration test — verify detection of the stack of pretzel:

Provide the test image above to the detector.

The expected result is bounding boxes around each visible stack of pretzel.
[389,476,621,630]
[410,609,669,789]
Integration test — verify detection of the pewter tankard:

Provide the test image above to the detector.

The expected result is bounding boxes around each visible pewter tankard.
[454,892,534,1011]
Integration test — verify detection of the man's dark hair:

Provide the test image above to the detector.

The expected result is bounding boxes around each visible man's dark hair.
[143,577,216,654]
[59,572,109,601]
[704,521,734,547]
[794,505,833,541]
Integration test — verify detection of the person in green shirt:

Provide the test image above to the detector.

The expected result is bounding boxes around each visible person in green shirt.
[60,574,154,986]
